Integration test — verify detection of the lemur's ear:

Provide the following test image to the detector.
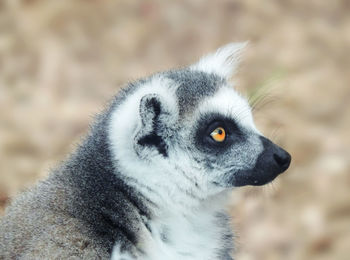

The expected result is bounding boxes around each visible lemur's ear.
[135,94,168,157]
[190,42,248,78]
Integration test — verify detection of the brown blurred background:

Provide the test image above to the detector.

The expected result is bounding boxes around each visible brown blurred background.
[0,0,349,259]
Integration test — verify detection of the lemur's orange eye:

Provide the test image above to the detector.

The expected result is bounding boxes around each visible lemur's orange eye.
[210,127,226,142]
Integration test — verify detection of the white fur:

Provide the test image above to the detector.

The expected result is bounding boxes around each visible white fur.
[109,75,217,210]
[111,193,232,260]
[143,192,232,260]
[108,44,256,259]
[109,76,233,259]
[197,85,260,134]
[191,42,248,78]
[108,76,191,210]
[111,245,135,260]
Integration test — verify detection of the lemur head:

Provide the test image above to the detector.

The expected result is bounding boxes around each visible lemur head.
[109,43,291,209]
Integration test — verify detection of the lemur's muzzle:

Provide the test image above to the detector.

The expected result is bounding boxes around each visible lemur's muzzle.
[234,136,291,186]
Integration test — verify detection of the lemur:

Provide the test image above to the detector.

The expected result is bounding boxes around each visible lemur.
[0,43,291,259]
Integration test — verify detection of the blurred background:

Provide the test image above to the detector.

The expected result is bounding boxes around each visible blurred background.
[0,0,349,259]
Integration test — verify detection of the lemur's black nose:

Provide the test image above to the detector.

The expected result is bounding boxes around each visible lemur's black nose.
[273,148,291,172]
[259,136,291,174]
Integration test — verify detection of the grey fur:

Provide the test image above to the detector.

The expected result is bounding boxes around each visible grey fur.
[0,97,151,258]
[168,69,223,115]
[0,45,290,259]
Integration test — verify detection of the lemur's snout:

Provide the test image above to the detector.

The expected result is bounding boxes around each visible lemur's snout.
[232,136,291,187]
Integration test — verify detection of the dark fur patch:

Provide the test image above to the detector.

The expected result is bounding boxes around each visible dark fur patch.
[138,96,168,157]
[194,112,245,155]
[166,69,224,115]
[138,134,168,157]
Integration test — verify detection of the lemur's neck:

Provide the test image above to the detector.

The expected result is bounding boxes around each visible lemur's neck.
[58,109,154,255]
[130,186,234,260]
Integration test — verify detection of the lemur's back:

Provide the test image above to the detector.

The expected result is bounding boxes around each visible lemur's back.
[0,178,110,259]
[0,147,149,259]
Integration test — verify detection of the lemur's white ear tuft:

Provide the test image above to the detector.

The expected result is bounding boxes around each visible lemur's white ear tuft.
[190,42,248,78]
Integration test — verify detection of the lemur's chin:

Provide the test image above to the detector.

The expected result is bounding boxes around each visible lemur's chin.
[231,168,285,187]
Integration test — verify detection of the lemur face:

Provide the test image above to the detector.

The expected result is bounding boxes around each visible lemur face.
[159,69,290,190]
[109,43,291,203]
[182,84,291,188]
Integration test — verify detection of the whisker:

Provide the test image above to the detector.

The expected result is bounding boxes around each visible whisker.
[247,70,287,113]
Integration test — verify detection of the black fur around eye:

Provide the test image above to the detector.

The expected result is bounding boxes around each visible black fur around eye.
[195,114,245,153]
